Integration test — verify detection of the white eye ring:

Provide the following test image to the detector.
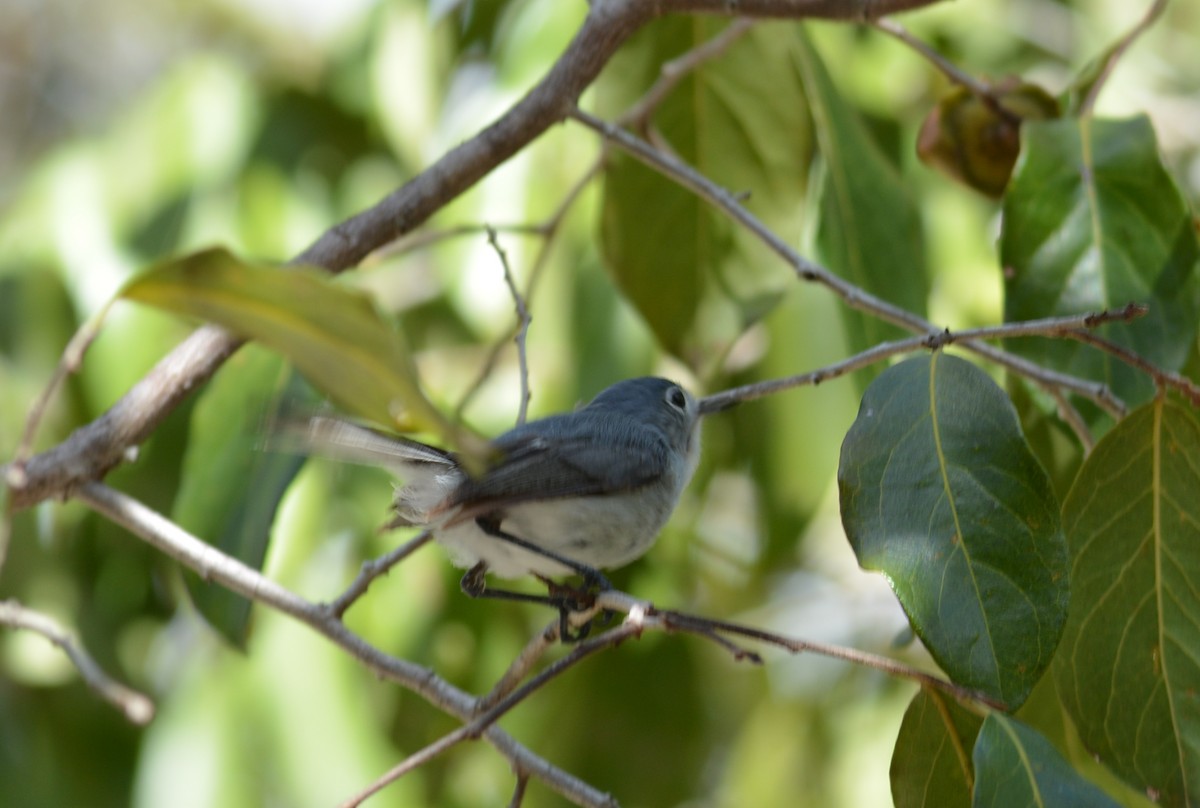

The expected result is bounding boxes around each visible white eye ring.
[665,385,688,412]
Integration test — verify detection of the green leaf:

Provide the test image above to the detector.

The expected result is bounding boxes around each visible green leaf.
[121,247,469,450]
[796,29,929,360]
[1001,117,1200,410]
[973,714,1121,808]
[597,19,809,372]
[892,689,984,808]
[1053,399,1200,806]
[838,353,1068,707]
[173,347,307,646]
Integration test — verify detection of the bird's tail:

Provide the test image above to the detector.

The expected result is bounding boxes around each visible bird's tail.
[265,413,464,528]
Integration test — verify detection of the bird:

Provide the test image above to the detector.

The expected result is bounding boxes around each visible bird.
[279,377,702,598]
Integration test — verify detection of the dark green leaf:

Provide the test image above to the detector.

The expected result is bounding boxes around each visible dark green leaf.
[1053,399,1200,806]
[1001,117,1200,410]
[121,247,469,450]
[796,29,929,359]
[973,714,1121,808]
[598,20,809,372]
[892,689,984,808]
[173,347,307,646]
[838,354,1067,707]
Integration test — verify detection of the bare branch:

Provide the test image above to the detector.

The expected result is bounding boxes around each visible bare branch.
[72,482,614,808]
[699,305,1145,415]
[342,620,640,808]
[653,608,1005,710]
[0,599,155,725]
[619,18,758,132]
[571,108,1131,419]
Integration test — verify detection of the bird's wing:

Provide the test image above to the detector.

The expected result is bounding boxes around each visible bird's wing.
[446,416,668,516]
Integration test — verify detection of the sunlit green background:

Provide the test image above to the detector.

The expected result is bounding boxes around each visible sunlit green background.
[2,1,1198,806]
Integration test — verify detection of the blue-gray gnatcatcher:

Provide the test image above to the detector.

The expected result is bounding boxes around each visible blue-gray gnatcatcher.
[287,377,701,588]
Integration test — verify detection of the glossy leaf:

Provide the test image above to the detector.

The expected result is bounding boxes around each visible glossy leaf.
[796,29,929,358]
[838,354,1067,707]
[121,247,465,447]
[1053,399,1200,806]
[973,714,1120,808]
[173,347,306,646]
[892,689,984,808]
[1001,117,1200,409]
[598,20,809,372]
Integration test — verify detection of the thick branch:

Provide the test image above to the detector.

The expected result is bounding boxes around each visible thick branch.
[74,482,614,808]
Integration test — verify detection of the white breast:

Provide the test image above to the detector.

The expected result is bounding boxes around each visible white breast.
[432,482,681,579]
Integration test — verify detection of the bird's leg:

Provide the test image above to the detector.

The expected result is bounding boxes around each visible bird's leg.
[459,562,563,607]
[459,562,593,642]
[472,517,614,641]
[474,517,612,591]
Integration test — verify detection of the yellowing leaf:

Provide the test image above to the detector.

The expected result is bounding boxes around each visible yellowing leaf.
[122,248,478,455]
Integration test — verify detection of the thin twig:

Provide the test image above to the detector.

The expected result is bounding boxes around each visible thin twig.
[1080,0,1168,116]
[327,531,434,619]
[1047,385,1096,454]
[486,227,533,425]
[479,622,562,711]
[522,158,605,300]
[508,773,531,808]
[873,19,998,101]
[653,608,1007,710]
[1067,330,1200,406]
[571,108,1130,419]
[0,599,155,724]
[5,302,115,576]
[369,223,546,263]
[619,18,758,132]
[455,160,604,422]
[8,306,112,490]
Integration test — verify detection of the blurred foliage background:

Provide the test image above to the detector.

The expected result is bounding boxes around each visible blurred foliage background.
[2,0,1198,806]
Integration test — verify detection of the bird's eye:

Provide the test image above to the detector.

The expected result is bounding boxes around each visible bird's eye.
[665,386,688,412]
